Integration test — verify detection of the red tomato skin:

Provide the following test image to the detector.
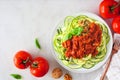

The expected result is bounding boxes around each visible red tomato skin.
[112,16,120,34]
[14,51,32,69]
[30,57,49,77]
[99,0,119,19]
[104,0,114,1]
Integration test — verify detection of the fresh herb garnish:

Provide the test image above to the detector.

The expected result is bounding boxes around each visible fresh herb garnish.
[63,27,83,41]
[35,38,41,49]
[63,33,72,41]
[10,74,22,79]
[57,28,62,34]
[71,27,83,36]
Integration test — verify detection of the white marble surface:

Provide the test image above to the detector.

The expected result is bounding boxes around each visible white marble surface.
[0,0,109,80]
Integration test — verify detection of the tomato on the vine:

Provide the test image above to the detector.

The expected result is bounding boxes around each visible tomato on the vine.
[30,57,49,77]
[99,0,120,19]
[112,16,120,34]
[14,50,32,69]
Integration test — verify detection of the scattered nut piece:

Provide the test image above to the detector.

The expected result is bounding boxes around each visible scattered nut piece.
[52,67,63,79]
[64,73,72,80]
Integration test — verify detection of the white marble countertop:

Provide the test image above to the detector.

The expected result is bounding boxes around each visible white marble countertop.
[0,0,111,80]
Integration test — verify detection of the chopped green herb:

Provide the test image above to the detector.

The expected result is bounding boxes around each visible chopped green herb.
[10,74,22,79]
[35,38,41,49]
[57,28,62,34]
[57,29,59,34]
[59,28,62,33]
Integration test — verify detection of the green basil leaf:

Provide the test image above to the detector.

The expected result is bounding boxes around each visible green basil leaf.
[63,33,72,41]
[35,38,41,49]
[71,27,83,36]
[10,74,22,79]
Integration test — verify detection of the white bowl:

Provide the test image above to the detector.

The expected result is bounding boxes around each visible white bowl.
[51,12,113,73]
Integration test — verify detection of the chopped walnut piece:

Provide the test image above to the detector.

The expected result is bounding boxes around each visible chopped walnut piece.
[64,73,72,80]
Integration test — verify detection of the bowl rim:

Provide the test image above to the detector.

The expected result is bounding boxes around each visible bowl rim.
[50,12,113,73]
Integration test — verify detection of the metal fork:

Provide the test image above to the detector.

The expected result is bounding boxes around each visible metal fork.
[100,37,120,80]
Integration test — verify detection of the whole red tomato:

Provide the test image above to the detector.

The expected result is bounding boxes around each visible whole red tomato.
[112,16,120,34]
[30,57,49,77]
[14,50,32,69]
[99,0,119,19]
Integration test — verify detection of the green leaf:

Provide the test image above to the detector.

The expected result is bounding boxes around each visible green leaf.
[71,27,83,36]
[63,33,72,41]
[35,38,41,49]
[10,74,22,79]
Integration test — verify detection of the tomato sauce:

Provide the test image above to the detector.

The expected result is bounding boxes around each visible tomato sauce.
[62,23,102,59]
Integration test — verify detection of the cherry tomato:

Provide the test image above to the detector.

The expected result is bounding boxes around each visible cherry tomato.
[112,16,120,34]
[14,50,32,69]
[99,0,120,19]
[30,57,49,77]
